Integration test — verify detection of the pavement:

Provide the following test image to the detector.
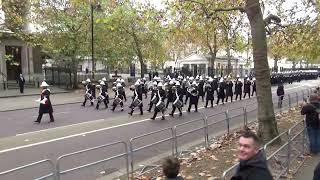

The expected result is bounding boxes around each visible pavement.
[294,154,320,180]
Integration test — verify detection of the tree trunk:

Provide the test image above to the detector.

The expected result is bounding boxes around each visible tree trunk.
[245,0,279,142]
[132,28,145,78]
[207,31,217,76]
[274,57,279,72]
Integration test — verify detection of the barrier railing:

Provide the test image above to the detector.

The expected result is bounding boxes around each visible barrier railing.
[129,127,175,178]
[0,86,315,180]
[56,141,129,180]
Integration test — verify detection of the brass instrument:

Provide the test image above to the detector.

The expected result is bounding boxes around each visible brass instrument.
[188,87,198,97]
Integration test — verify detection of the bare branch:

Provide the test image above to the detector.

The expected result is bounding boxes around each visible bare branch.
[214,7,245,13]
[264,14,281,26]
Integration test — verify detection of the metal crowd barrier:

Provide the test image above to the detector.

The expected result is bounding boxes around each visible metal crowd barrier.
[0,87,315,180]
[56,141,129,180]
[129,127,175,178]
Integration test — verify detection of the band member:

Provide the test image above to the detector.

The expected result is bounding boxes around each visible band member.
[204,79,214,108]
[187,81,199,112]
[147,81,158,112]
[96,80,109,110]
[251,77,257,96]
[234,78,243,100]
[111,83,125,112]
[129,81,143,115]
[151,82,167,120]
[212,76,219,95]
[243,78,251,99]
[82,78,94,106]
[34,81,54,123]
[225,79,234,103]
[184,80,191,105]
[166,81,175,108]
[169,82,183,117]
[216,78,226,105]
[198,77,205,102]
[141,77,148,99]
[120,79,127,102]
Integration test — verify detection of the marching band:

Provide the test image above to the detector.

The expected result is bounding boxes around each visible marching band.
[77,70,318,121]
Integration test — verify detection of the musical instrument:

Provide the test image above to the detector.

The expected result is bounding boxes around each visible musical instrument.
[131,90,142,108]
[97,94,105,102]
[155,89,166,111]
[188,87,198,97]
[113,90,122,105]
[132,98,142,107]
[85,92,92,100]
[173,89,183,108]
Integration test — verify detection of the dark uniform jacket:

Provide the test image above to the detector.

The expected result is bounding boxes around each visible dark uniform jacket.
[157,89,167,102]
[198,81,205,96]
[212,79,218,90]
[167,87,174,102]
[231,150,272,180]
[100,85,108,97]
[235,81,243,95]
[188,87,199,104]
[115,88,125,100]
[205,84,214,100]
[226,81,234,96]
[243,80,251,93]
[173,87,184,101]
[252,80,256,91]
[39,89,53,114]
[217,82,226,98]
[133,86,143,101]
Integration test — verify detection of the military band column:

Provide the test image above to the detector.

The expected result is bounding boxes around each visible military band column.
[74,69,318,121]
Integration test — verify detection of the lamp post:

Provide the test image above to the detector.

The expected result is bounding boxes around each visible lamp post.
[90,2,101,79]
[90,3,95,79]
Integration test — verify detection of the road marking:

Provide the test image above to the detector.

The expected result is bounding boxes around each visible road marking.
[2,85,310,154]
[16,119,105,136]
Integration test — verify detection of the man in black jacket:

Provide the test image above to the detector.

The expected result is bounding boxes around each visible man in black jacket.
[231,131,272,180]
[301,94,320,154]
[17,73,25,93]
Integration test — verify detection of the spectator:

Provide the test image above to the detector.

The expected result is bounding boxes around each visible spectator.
[162,156,184,180]
[17,73,25,93]
[231,131,272,180]
[277,81,284,108]
[314,161,320,180]
[301,94,320,155]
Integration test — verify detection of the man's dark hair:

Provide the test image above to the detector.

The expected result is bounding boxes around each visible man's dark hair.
[240,131,261,147]
[162,156,180,178]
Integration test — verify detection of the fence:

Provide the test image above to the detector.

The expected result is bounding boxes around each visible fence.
[0,86,314,180]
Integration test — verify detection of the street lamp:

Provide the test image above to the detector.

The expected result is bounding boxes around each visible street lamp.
[90,1,102,79]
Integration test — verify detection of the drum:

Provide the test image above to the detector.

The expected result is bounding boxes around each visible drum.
[85,93,92,100]
[114,97,122,105]
[132,98,142,107]
[156,101,165,111]
[97,95,105,102]
[173,99,183,108]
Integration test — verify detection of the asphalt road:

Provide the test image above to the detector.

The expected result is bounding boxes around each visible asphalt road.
[0,80,317,180]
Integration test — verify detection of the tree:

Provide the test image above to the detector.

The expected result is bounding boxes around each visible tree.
[174,0,286,141]
[30,0,91,88]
